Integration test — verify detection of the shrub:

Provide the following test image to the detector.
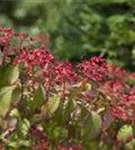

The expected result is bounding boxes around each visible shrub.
[0,26,135,149]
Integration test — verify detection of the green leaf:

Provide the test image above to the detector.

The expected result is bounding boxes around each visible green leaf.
[64,99,77,118]
[0,66,6,88]
[83,111,102,140]
[53,103,65,125]
[33,84,45,109]
[126,139,135,150]
[0,85,16,117]
[8,140,30,149]
[11,87,21,102]
[128,80,135,86]
[51,127,67,141]
[0,85,15,96]
[19,118,30,137]
[84,83,92,91]
[4,65,19,85]
[80,105,89,119]
[47,95,60,115]
[117,125,133,143]
[10,108,20,118]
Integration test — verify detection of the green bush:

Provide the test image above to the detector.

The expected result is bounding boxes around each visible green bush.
[0,26,135,149]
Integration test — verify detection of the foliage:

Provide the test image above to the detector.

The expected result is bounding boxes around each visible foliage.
[0,26,135,149]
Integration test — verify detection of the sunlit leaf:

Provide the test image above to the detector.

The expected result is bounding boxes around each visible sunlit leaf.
[10,108,20,118]
[0,85,16,117]
[8,140,30,149]
[4,65,19,85]
[19,118,30,136]
[117,125,133,143]
[126,139,135,150]
[47,95,60,115]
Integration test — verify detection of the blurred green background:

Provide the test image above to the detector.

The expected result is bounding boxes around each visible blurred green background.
[1,0,135,71]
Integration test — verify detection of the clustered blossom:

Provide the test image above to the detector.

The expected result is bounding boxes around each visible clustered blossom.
[17,45,54,73]
[111,95,134,121]
[102,80,125,100]
[54,61,78,84]
[18,45,54,67]
[77,57,108,82]
[99,65,135,122]
[108,64,128,82]
[17,46,79,89]
[0,26,13,46]
[16,40,108,89]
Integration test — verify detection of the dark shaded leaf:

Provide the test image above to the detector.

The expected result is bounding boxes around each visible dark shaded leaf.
[83,111,102,140]
[33,84,45,109]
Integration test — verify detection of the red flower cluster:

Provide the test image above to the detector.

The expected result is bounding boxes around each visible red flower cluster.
[108,64,128,81]
[18,45,54,68]
[103,80,125,100]
[111,93,135,122]
[14,35,107,90]
[17,45,54,77]
[55,61,78,84]
[77,57,108,82]
[99,65,135,122]
[0,26,13,46]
